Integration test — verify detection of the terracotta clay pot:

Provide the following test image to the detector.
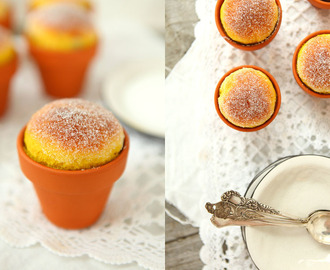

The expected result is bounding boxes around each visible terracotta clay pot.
[17,126,129,229]
[0,55,18,117]
[0,10,12,30]
[215,0,282,51]
[308,0,330,9]
[292,30,330,98]
[214,65,281,132]
[28,43,97,98]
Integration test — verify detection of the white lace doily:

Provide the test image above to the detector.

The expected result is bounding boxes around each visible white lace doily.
[0,36,164,270]
[166,0,330,269]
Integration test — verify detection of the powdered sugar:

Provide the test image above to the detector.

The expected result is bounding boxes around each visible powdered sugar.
[219,68,276,128]
[297,35,330,93]
[27,3,93,32]
[221,0,278,44]
[26,99,123,153]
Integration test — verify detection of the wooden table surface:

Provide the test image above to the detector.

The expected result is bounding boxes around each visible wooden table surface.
[165,0,203,269]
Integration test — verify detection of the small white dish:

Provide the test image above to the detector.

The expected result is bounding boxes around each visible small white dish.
[102,60,164,138]
[243,155,330,270]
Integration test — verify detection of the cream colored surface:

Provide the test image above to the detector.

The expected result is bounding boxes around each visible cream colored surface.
[246,156,330,270]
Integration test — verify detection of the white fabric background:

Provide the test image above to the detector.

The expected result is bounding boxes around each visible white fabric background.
[166,0,330,268]
[0,1,165,270]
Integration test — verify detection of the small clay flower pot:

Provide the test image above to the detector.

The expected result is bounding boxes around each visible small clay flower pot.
[308,0,330,9]
[214,65,281,132]
[0,55,18,117]
[28,43,97,98]
[292,30,330,98]
[17,126,129,229]
[0,10,12,30]
[215,0,282,51]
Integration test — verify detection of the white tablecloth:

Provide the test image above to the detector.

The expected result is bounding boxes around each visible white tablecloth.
[166,0,330,268]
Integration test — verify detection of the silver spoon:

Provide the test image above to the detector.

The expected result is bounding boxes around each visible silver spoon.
[205,190,330,245]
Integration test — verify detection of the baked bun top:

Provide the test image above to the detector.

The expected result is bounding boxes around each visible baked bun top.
[218,68,277,128]
[28,0,92,11]
[24,99,125,170]
[26,3,97,51]
[297,34,330,94]
[220,0,279,45]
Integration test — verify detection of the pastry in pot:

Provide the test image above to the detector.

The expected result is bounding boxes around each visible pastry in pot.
[218,67,277,128]
[297,34,330,94]
[25,3,98,97]
[0,26,17,116]
[220,0,279,45]
[24,98,125,170]
[25,3,97,52]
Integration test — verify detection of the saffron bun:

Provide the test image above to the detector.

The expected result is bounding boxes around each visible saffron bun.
[220,0,279,45]
[24,99,125,170]
[297,34,330,94]
[28,0,92,11]
[25,3,97,51]
[218,68,277,128]
[0,26,15,65]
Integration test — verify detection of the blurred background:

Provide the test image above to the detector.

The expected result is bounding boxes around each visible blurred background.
[8,0,165,138]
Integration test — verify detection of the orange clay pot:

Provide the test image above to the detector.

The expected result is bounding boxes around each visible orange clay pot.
[17,126,129,229]
[215,0,282,51]
[28,43,97,98]
[214,65,281,132]
[0,10,12,30]
[0,55,18,117]
[292,30,330,98]
[308,0,330,9]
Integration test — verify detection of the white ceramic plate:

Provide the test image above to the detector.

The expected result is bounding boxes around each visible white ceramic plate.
[244,155,330,270]
[102,60,165,138]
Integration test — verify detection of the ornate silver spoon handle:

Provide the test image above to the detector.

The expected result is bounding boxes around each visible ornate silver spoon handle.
[205,191,307,228]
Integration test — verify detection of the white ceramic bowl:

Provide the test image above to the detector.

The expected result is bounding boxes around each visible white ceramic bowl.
[242,155,330,270]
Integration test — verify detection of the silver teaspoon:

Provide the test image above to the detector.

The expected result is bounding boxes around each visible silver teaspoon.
[205,190,330,245]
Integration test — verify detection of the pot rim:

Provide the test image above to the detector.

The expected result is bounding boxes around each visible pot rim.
[307,0,330,9]
[292,30,330,98]
[214,65,281,132]
[215,0,282,51]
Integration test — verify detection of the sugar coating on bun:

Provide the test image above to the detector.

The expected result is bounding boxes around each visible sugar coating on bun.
[26,3,97,51]
[218,68,276,128]
[297,34,330,94]
[220,0,279,45]
[24,99,125,170]
[29,0,92,11]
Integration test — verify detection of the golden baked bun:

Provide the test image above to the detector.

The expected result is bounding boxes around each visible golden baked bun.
[218,68,277,128]
[24,99,125,170]
[25,3,97,51]
[28,0,92,11]
[297,34,330,94]
[220,0,279,45]
[0,26,15,65]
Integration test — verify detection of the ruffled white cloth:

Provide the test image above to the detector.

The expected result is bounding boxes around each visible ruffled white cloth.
[166,0,330,268]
